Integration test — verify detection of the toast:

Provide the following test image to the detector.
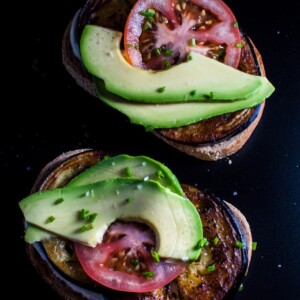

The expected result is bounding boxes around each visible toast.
[62,0,269,161]
[23,149,253,300]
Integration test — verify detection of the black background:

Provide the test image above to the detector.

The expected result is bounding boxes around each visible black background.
[4,0,299,299]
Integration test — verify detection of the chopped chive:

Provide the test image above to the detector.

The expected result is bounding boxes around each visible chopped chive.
[54,198,64,205]
[80,224,94,233]
[151,250,160,263]
[233,21,238,28]
[143,271,155,279]
[207,264,216,272]
[148,8,155,15]
[238,283,244,292]
[187,54,193,61]
[163,48,173,56]
[163,59,171,68]
[236,43,243,48]
[147,16,155,23]
[195,237,209,249]
[143,21,152,31]
[154,48,161,56]
[87,213,98,223]
[235,241,245,248]
[124,166,133,177]
[157,86,166,93]
[140,9,155,18]
[213,236,219,245]
[80,208,90,220]
[46,216,55,224]
[190,90,196,96]
[252,242,257,251]
[156,170,165,178]
[189,38,196,47]
[209,91,214,99]
[103,155,110,160]
[126,197,132,203]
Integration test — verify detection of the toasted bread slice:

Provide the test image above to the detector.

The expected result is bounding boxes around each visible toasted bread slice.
[62,12,267,161]
[24,149,252,300]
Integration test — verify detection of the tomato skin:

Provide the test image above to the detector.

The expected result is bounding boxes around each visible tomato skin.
[124,0,176,68]
[74,222,185,293]
[124,0,241,69]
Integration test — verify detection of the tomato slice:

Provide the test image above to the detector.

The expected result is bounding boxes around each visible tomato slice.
[74,221,185,293]
[124,0,241,69]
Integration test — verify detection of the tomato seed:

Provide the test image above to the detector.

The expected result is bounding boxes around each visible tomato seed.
[180,1,187,10]
[175,4,182,11]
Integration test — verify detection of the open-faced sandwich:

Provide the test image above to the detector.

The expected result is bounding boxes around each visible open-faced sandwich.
[62,0,275,160]
[20,149,254,299]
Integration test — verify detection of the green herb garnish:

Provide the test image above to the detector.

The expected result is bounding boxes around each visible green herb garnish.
[46,216,55,224]
[156,170,165,178]
[233,21,238,28]
[252,242,257,250]
[235,241,245,248]
[124,167,133,177]
[143,271,155,279]
[195,237,209,249]
[190,90,196,96]
[207,264,216,272]
[213,236,219,245]
[236,43,243,48]
[154,48,161,56]
[163,48,174,56]
[189,38,196,47]
[157,86,166,93]
[54,198,64,205]
[143,21,152,31]
[80,224,94,233]
[80,208,90,220]
[151,250,160,263]
[87,213,98,223]
[163,59,171,68]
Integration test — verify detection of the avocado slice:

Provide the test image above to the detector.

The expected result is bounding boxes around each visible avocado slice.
[25,154,184,243]
[80,25,273,103]
[94,77,274,129]
[20,178,203,260]
[67,154,184,196]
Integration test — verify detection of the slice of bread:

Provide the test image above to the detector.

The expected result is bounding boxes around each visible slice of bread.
[24,149,252,300]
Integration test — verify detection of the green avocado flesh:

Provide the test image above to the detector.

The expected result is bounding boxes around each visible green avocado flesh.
[80,25,274,104]
[95,77,274,129]
[20,178,202,260]
[67,154,184,196]
[25,155,184,243]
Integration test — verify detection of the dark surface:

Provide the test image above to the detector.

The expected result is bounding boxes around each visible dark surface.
[4,0,299,299]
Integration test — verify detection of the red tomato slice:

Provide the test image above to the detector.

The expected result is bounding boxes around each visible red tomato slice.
[124,0,241,69]
[74,221,186,293]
